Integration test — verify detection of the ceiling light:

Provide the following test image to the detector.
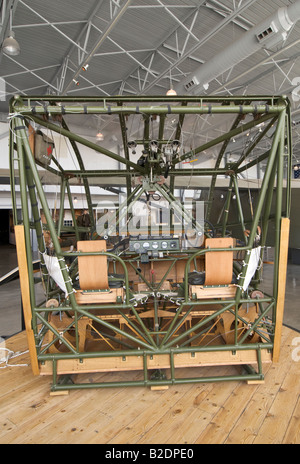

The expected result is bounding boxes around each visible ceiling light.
[167,69,177,96]
[73,79,79,86]
[2,9,20,56]
[2,30,20,56]
[166,88,177,96]
[96,132,104,141]
[82,64,89,72]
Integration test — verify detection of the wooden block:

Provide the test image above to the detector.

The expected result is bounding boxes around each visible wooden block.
[50,391,70,397]
[190,284,236,300]
[75,288,124,305]
[247,380,265,385]
[151,386,169,391]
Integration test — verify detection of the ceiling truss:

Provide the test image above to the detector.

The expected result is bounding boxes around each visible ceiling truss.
[1,0,300,160]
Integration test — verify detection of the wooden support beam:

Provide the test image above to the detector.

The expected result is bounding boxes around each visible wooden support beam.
[273,218,290,363]
[14,225,40,376]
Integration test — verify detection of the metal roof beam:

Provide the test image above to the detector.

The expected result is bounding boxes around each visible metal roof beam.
[91,22,158,79]
[5,54,59,92]
[13,20,87,29]
[0,0,19,65]
[155,0,200,43]
[62,0,133,95]
[110,1,207,95]
[141,0,258,94]
[2,63,60,79]
[66,62,111,96]
[18,0,88,54]
[212,36,300,95]
[48,0,106,93]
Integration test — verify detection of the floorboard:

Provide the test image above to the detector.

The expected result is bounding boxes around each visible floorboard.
[0,326,299,444]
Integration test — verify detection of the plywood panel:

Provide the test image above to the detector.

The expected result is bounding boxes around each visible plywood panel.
[77,240,108,290]
[205,238,234,286]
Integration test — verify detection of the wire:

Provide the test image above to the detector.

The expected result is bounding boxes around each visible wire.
[0,347,29,369]
[0,343,51,369]
[203,327,246,347]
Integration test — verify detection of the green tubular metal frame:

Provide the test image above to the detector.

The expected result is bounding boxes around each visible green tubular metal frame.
[9,94,292,391]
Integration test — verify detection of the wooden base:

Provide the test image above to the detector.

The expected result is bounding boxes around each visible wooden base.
[39,349,272,377]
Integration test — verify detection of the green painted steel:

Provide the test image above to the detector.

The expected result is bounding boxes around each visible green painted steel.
[9,95,291,391]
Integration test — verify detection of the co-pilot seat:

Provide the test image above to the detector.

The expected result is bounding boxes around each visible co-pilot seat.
[189,237,237,299]
[75,240,124,305]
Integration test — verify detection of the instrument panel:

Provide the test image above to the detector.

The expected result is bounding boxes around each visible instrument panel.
[129,236,180,254]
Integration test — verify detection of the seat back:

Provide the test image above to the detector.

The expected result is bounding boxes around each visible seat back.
[77,240,109,291]
[204,238,234,286]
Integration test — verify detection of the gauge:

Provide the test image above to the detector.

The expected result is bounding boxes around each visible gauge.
[143,242,150,249]
[161,241,168,249]
[133,242,141,251]
[152,242,159,249]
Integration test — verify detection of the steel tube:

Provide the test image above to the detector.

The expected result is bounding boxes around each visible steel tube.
[50,372,264,391]
[173,113,276,166]
[38,341,273,362]
[162,302,236,349]
[232,175,248,243]
[28,114,146,174]
[234,109,286,306]
[16,128,37,317]
[14,103,286,116]
[14,117,78,309]
[12,95,281,104]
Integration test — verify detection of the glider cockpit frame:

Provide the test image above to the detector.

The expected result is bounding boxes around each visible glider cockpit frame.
[9,95,292,392]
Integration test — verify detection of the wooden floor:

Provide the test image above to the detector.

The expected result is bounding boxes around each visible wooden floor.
[0,326,299,444]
